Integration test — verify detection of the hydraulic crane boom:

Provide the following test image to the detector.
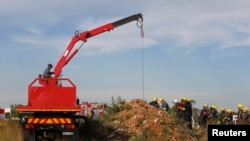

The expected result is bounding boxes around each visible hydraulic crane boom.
[17,13,143,141]
[53,13,143,78]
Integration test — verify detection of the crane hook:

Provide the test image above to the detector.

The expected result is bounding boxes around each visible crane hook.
[136,19,144,38]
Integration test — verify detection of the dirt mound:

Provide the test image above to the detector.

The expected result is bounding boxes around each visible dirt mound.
[97,99,201,141]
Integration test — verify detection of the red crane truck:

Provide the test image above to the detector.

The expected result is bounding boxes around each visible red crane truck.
[16,13,143,141]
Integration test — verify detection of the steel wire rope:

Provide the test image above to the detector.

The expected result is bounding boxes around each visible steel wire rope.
[136,19,145,100]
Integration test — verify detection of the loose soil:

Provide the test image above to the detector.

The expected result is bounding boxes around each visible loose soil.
[85,99,207,141]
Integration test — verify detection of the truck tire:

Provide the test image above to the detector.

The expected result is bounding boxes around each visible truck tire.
[72,128,80,141]
[23,130,36,141]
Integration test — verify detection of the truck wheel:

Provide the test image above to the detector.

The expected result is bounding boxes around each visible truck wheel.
[23,130,36,141]
[72,128,80,141]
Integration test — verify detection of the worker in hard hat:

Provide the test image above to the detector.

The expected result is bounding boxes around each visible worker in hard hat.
[182,97,187,102]
[172,99,179,113]
[176,97,186,120]
[119,98,126,110]
[120,99,125,105]
[198,104,210,129]
[237,104,244,120]
[182,97,193,129]
[209,104,218,123]
[173,99,178,104]
[243,107,249,113]
[159,97,169,111]
[243,107,250,125]
[219,107,227,125]
[224,109,233,125]
[149,97,159,108]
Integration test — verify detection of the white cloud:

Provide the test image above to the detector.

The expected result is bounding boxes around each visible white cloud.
[1,0,250,111]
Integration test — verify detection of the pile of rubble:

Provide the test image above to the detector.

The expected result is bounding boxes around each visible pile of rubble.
[97,99,204,141]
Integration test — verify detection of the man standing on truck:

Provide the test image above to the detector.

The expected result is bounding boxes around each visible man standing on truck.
[43,63,54,78]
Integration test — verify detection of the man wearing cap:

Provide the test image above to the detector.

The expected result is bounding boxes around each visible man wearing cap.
[43,64,54,78]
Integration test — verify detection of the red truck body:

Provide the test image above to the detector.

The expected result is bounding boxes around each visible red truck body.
[17,78,79,111]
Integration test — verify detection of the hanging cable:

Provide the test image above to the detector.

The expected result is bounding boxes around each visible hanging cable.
[141,36,145,100]
[136,19,145,100]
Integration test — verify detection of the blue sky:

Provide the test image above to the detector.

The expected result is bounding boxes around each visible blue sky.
[1,0,250,111]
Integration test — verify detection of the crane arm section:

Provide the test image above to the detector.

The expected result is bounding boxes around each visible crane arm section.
[53,13,143,78]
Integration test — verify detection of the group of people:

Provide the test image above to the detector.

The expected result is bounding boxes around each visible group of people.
[149,97,193,129]
[149,97,170,112]
[149,96,250,130]
[173,97,193,129]
[198,103,217,129]
[210,104,249,125]
[196,103,250,129]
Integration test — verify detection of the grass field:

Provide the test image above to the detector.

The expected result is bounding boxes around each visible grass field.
[0,119,22,141]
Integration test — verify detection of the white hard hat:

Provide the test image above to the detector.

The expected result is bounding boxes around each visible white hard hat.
[173,99,178,103]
